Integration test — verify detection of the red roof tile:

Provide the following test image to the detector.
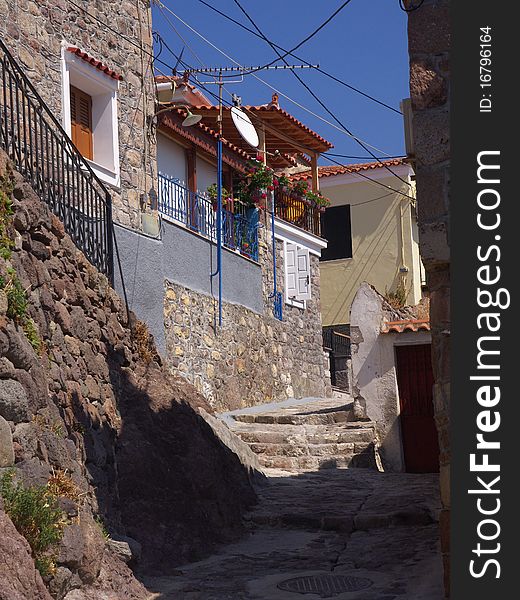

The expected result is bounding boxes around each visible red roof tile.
[381,319,431,334]
[290,158,407,181]
[67,47,123,81]
[158,108,249,172]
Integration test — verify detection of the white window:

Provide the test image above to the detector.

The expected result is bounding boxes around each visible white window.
[284,241,311,308]
[60,43,120,187]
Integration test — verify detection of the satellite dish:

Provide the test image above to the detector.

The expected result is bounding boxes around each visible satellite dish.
[231,106,259,148]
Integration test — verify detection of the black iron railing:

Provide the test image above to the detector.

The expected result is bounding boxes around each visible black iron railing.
[0,38,113,281]
[274,188,321,237]
[158,173,259,261]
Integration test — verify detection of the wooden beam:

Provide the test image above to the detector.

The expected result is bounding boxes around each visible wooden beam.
[311,153,319,192]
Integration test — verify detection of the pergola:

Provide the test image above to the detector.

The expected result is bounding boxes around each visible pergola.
[187,98,333,192]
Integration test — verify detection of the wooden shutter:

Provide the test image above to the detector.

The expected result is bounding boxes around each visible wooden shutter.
[285,242,298,299]
[296,247,311,301]
[70,86,93,160]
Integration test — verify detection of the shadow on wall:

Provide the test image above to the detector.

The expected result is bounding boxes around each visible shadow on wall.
[68,349,258,574]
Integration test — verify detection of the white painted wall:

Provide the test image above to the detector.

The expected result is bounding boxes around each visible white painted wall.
[196,155,218,197]
[350,282,431,472]
[157,134,187,185]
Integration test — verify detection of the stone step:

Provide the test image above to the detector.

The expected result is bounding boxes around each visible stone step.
[258,448,377,471]
[235,426,376,446]
[232,410,353,426]
[248,441,358,458]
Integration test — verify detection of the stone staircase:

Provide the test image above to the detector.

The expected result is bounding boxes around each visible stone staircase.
[220,396,381,472]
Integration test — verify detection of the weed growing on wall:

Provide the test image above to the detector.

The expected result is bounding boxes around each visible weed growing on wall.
[0,470,66,577]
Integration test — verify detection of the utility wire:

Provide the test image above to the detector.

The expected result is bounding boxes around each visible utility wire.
[231,0,411,188]
[64,0,414,201]
[196,0,401,116]
[155,2,394,157]
[154,46,416,202]
[324,152,404,161]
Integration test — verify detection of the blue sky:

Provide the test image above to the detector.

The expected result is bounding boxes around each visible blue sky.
[152,0,410,164]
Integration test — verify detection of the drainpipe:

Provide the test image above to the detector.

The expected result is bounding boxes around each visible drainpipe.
[210,72,224,328]
[269,192,283,321]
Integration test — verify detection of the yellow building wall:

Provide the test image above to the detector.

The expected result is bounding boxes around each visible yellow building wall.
[320,174,422,327]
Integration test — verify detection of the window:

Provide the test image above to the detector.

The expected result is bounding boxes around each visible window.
[70,86,93,160]
[285,241,311,307]
[61,44,120,187]
[320,204,353,261]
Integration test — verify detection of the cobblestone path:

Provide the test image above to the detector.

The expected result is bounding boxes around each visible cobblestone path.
[143,468,443,600]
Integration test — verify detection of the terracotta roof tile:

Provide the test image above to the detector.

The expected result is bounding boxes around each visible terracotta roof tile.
[289,158,407,181]
[381,319,431,334]
[66,47,123,81]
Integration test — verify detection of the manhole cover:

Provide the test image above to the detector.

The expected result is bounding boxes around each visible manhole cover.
[277,574,373,597]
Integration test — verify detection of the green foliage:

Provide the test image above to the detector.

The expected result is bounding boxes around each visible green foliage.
[0,175,14,260]
[94,515,110,540]
[4,268,28,320]
[0,470,66,578]
[206,183,231,200]
[385,281,408,310]
[22,317,42,353]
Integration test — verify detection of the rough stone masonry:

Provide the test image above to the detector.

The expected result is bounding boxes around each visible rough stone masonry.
[0,0,157,230]
[406,0,451,596]
[164,223,332,412]
[0,151,257,599]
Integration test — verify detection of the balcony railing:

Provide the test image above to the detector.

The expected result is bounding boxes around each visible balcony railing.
[158,173,259,262]
[274,189,321,237]
[0,37,113,281]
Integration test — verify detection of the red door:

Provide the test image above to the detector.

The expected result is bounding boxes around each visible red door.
[395,344,439,473]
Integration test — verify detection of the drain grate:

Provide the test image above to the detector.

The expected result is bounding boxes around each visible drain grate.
[277,574,373,597]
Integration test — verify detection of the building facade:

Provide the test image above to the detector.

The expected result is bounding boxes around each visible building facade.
[1,5,334,412]
[0,0,157,230]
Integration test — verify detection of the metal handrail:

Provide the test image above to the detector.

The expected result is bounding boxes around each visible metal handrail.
[0,37,113,281]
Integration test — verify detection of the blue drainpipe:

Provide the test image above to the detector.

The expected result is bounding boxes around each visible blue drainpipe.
[269,192,283,321]
[210,138,223,327]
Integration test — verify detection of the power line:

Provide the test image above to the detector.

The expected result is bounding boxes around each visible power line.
[231,0,412,188]
[63,0,414,201]
[195,0,402,115]
[155,3,394,157]
[324,151,404,160]
[152,40,415,201]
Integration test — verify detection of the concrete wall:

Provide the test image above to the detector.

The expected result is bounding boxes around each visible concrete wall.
[113,218,263,355]
[0,0,157,230]
[196,155,218,197]
[406,0,450,594]
[158,134,187,185]
[350,283,431,472]
[319,169,422,327]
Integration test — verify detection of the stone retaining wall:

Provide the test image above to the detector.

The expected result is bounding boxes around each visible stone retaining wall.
[164,225,331,412]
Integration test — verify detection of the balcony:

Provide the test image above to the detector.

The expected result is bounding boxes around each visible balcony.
[157,173,259,262]
[274,188,322,237]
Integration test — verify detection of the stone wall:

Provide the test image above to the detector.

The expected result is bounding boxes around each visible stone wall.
[406,0,450,595]
[0,151,257,597]
[164,224,331,412]
[0,0,157,229]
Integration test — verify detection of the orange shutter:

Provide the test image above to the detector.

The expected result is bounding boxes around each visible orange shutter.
[70,86,93,160]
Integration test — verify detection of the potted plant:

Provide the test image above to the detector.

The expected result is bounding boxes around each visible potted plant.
[206,184,233,211]
[305,189,331,212]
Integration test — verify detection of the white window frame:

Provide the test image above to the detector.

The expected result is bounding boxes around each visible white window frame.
[60,42,120,188]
